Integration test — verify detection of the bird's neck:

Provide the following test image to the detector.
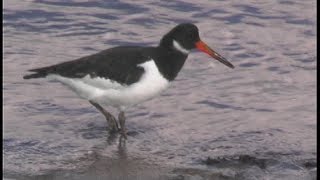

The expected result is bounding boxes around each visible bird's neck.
[152,46,188,81]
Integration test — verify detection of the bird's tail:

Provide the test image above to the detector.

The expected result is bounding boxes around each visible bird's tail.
[23,67,51,79]
[23,73,46,79]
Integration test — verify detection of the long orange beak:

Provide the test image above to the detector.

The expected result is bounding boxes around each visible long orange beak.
[195,40,234,69]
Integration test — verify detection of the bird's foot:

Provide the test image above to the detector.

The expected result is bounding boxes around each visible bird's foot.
[118,111,127,139]
[119,128,127,139]
[106,116,119,133]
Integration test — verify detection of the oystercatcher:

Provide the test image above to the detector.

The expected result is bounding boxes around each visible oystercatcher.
[24,23,234,138]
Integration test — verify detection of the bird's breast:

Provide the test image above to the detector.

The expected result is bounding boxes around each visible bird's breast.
[96,60,170,107]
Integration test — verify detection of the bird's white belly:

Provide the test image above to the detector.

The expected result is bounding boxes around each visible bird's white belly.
[47,60,169,109]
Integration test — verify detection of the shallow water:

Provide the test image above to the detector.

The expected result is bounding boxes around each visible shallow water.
[3,0,316,179]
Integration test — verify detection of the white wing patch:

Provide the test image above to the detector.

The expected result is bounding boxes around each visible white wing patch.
[81,75,124,90]
[47,74,106,100]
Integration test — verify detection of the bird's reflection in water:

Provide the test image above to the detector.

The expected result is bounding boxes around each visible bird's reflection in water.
[118,135,127,160]
[105,132,128,160]
[106,132,118,145]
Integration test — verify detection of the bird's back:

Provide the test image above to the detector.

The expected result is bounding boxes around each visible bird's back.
[23,46,155,85]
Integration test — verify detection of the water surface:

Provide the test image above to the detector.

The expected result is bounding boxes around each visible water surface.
[3,0,316,179]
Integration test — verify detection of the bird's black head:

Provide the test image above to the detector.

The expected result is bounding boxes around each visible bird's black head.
[160,23,200,50]
[160,23,234,69]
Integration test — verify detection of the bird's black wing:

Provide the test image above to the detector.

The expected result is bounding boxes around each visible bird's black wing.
[23,46,153,85]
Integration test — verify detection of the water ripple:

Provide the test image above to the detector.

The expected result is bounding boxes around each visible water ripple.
[3,0,316,179]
